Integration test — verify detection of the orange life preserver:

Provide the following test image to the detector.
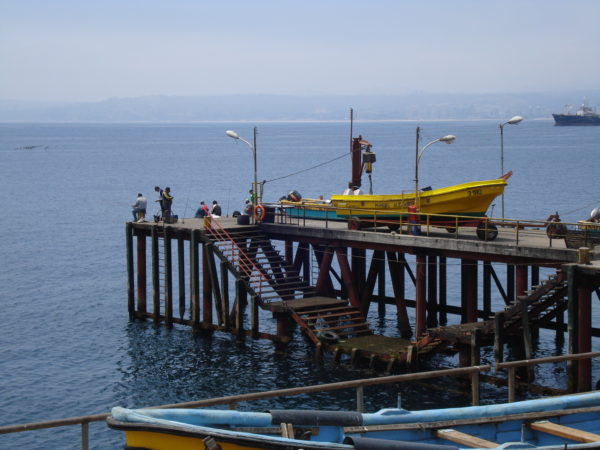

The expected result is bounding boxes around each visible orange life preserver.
[254,204,266,221]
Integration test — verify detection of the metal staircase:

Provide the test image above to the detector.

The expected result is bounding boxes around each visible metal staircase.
[203,219,316,305]
[423,269,568,349]
[288,301,372,345]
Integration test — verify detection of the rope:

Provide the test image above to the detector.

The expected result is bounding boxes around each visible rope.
[559,200,600,217]
[264,145,362,184]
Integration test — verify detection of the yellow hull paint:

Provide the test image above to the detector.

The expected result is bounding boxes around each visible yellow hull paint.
[330,178,506,217]
[125,430,265,450]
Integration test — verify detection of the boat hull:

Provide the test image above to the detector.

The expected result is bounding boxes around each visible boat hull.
[553,113,600,126]
[330,178,506,224]
[108,392,600,450]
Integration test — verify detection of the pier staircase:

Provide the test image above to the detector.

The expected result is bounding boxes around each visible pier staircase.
[286,298,373,345]
[424,270,568,348]
[202,219,316,306]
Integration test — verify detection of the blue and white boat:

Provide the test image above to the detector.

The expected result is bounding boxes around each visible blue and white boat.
[108,391,600,449]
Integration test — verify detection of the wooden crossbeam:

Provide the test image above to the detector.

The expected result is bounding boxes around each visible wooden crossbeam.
[529,420,600,443]
[434,429,497,448]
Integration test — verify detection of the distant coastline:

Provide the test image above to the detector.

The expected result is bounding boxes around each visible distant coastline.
[0,92,597,123]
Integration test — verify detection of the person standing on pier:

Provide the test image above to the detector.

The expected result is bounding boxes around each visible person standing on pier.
[211,200,222,217]
[154,186,165,218]
[131,193,147,222]
[161,187,173,220]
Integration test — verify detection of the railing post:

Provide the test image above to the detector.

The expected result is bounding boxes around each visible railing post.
[81,421,89,450]
[508,366,516,402]
[471,371,480,406]
[356,385,364,413]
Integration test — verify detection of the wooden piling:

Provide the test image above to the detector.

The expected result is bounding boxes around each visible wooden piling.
[483,261,491,319]
[377,251,386,316]
[387,251,411,337]
[507,264,515,303]
[177,237,185,319]
[126,223,135,318]
[577,285,592,392]
[202,243,213,325]
[427,255,438,328]
[220,260,230,330]
[415,253,427,337]
[136,232,147,314]
[190,230,200,331]
[519,296,534,382]
[163,227,173,326]
[566,265,577,392]
[205,245,223,326]
[235,279,245,342]
[439,256,447,325]
[151,225,160,325]
[462,259,477,323]
[516,264,528,298]
[251,294,259,339]
[494,311,505,370]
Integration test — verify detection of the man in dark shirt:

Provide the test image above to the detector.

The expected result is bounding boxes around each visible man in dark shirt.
[211,200,222,217]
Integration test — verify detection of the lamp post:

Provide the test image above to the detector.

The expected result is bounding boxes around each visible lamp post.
[415,126,456,209]
[226,127,258,217]
[499,115,523,218]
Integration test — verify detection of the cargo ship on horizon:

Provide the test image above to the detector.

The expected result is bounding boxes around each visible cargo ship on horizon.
[553,101,600,126]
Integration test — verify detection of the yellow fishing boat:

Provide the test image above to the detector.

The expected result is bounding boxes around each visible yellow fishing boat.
[330,177,507,224]
[272,128,510,240]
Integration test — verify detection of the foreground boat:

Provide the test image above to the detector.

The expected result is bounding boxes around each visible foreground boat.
[108,391,600,449]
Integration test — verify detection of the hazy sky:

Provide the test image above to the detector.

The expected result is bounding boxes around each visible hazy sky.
[1,1,599,102]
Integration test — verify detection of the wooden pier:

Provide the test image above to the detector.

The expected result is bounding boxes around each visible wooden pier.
[125,214,600,391]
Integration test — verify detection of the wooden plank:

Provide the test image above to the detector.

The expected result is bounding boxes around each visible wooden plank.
[529,420,600,443]
[434,429,498,448]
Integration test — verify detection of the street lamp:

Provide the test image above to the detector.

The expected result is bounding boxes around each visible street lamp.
[226,127,258,217]
[415,126,455,208]
[499,115,523,218]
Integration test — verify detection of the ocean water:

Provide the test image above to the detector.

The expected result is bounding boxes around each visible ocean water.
[1,120,599,448]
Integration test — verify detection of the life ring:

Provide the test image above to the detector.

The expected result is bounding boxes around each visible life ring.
[254,204,266,221]
[316,330,339,343]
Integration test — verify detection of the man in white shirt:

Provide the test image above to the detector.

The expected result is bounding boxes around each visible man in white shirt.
[131,193,147,222]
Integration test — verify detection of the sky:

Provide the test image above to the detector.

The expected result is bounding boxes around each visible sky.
[1,0,599,102]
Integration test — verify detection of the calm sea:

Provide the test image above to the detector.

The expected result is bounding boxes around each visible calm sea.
[1,120,599,448]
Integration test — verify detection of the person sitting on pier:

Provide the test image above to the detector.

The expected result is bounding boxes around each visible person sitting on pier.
[161,187,173,220]
[195,201,208,218]
[131,193,147,222]
[211,200,222,217]
[243,199,253,215]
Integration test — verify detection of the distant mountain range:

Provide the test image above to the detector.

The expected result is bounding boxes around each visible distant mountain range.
[0,92,598,122]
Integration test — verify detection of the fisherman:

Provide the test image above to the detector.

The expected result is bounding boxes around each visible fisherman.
[201,201,210,216]
[131,193,147,222]
[211,200,222,217]
[154,186,165,218]
[194,204,206,218]
[195,201,209,218]
[161,187,173,220]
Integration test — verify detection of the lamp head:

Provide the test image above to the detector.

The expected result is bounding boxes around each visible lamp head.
[507,116,523,125]
[226,130,240,140]
[440,135,456,144]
